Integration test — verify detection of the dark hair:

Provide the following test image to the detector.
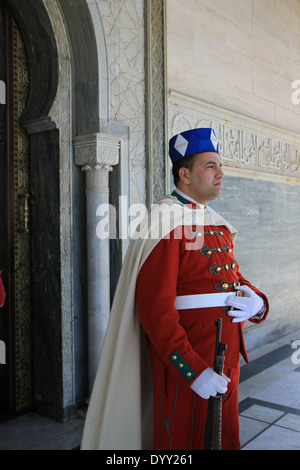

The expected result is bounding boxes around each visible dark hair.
[172,154,197,186]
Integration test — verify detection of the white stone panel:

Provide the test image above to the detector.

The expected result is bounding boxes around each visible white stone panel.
[167,0,300,135]
[97,0,146,205]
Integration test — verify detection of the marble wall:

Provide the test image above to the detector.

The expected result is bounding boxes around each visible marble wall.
[166,0,300,348]
[97,0,146,205]
[168,90,300,350]
[211,176,300,351]
[167,0,300,135]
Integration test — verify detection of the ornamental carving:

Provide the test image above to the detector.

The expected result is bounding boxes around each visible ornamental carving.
[74,133,120,168]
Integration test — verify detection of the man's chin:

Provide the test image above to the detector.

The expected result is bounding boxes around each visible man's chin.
[210,189,222,201]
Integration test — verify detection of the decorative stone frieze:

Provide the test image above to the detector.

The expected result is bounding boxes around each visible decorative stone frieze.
[146,0,167,204]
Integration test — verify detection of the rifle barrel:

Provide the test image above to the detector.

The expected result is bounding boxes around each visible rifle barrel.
[204,317,227,450]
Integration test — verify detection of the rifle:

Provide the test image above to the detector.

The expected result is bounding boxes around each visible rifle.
[204,317,227,450]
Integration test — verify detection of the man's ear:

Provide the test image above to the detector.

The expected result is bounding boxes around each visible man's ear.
[178,166,190,185]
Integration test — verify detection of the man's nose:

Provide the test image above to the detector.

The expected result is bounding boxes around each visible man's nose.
[217,167,224,179]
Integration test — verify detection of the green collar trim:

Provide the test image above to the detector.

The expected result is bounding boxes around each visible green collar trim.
[171,190,190,205]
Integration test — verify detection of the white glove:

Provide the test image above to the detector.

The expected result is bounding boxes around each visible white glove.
[190,368,230,399]
[226,285,265,323]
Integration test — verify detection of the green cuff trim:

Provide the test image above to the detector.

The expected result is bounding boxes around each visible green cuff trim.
[169,351,196,382]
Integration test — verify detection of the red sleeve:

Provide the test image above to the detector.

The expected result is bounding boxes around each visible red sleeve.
[0,271,6,307]
[136,235,209,390]
[224,230,269,324]
[236,269,269,324]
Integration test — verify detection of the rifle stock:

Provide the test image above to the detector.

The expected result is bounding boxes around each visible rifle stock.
[204,317,227,450]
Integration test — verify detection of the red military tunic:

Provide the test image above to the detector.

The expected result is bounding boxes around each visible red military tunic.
[136,194,269,450]
[0,271,5,307]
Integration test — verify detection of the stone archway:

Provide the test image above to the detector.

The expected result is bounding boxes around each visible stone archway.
[2,0,73,420]
[2,0,116,420]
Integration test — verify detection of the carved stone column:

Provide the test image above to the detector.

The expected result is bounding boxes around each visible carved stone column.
[75,133,120,392]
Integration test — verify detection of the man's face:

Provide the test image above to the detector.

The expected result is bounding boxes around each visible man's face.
[178,152,224,204]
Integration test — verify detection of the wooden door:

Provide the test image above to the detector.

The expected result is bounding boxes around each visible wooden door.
[0,0,32,417]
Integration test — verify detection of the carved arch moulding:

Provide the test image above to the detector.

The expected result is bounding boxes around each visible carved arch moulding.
[169,91,300,186]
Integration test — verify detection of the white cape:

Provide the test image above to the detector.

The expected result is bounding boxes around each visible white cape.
[81,196,237,450]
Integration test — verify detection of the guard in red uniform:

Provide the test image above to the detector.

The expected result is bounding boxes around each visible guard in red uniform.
[136,128,269,450]
[81,128,269,451]
[0,271,5,307]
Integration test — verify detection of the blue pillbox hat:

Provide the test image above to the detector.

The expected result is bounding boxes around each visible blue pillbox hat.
[169,128,219,164]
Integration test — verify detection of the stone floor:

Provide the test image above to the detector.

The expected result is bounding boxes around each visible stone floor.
[0,412,84,450]
[239,329,300,450]
[0,328,299,450]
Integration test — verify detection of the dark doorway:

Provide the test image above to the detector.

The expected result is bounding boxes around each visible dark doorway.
[0,0,32,418]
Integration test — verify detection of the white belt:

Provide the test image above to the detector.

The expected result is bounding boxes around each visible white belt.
[175,292,237,310]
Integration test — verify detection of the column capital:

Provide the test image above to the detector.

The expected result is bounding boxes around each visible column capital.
[74,133,120,168]
[81,163,113,195]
